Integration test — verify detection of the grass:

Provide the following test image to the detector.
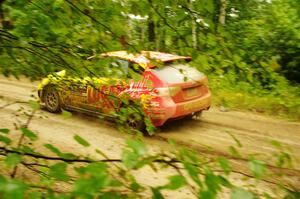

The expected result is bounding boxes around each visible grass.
[209,75,300,121]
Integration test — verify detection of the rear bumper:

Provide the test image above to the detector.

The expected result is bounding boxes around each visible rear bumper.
[148,91,211,126]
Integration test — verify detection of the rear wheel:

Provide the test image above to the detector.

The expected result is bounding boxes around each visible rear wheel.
[187,111,203,120]
[119,101,146,131]
[126,111,145,131]
[43,87,61,113]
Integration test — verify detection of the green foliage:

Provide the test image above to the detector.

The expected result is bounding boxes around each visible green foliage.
[248,158,267,180]
[0,134,12,145]
[122,139,148,169]
[49,162,69,181]
[218,157,231,175]
[61,109,72,119]
[0,122,299,198]
[0,176,28,199]
[0,128,10,134]
[4,153,22,168]
[73,135,90,147]
[20,127,38,141]
[44,143,77,159]
[160,175,186,190]
[231,188,254,199]
[29,100,40,110]
[73,163,112,198]
[210,75,300,121]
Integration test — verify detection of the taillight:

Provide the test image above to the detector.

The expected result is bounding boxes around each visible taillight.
[154,87,181,97]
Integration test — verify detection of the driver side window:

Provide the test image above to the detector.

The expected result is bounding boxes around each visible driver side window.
[111,59,143,79]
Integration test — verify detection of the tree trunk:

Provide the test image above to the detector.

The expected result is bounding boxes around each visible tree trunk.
[147,0,156,46]
[218,0,227,26]
[0,0,5,29]
[148,16,155,43]
[155,21,159,51]
[189,0,197,49]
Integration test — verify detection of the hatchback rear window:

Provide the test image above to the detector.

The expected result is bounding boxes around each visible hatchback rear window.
[153,64,204,84]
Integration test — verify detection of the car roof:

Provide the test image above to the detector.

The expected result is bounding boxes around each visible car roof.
[101,51,191,68]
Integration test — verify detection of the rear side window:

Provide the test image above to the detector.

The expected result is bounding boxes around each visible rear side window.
[153,64,204,84]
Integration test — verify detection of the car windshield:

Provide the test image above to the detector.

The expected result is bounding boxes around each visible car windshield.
[153,63,204,84]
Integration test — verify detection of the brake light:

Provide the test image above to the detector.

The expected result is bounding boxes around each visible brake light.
[154,87,181,97]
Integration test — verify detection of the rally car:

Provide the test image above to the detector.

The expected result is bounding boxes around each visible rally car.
[38,51,211,130]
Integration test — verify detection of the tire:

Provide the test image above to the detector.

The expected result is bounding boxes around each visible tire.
[125,111,146,131]
[120,101,146,131]
[43,87,61,113]
[187,111,203,120]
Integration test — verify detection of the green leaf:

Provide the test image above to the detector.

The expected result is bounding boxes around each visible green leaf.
[60,152,77,160]
[29,100,40,110]
[49,162,69,181]
[0,135,12,145]
[85,162,107,177]
[73,163,110,197]
[44,143,62,156]
[5,153,22,168]
[126,139,146,156]
[0,179,28,199]
[199,190,215,199]
[44,143,77,159]
[276,151,292,167]
[27,191,43,199]
[162,175,186,190]
[151,187,164,199]
[183,162,202,186]
[0,128,10,134]
[167,138,176,147]
[20,128,37,141]
[228,146,241,158]
[130,182,141,192]
[122,150,139,169]
[0,175,6,184]
[231,188,254,199]
[128,69,142,82]
[20,146,37,155]
[204,173,221,193]
[74,135,90,147]
[270,140,282,149]
[218,176,232,188]
[218,157,231,175]
[205,0,215,13]
[101,192,122,199]
[62,109,72,119]
[226,131,242,147]
[249,159,266,179]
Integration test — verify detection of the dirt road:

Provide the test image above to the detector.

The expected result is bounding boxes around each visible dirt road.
[1,76,300,197]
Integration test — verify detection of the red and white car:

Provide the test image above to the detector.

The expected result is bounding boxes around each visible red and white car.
[38,51,211,129]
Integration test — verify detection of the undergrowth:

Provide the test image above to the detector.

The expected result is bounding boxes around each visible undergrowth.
[210,75,300,121]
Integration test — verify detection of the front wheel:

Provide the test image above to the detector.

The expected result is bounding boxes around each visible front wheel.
[43,87,61,113]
